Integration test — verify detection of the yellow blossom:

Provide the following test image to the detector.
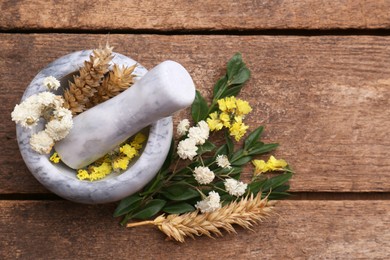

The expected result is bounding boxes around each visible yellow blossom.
[207,112,223,131]
[120,144,138,159]
[133,132,147,144]
[88,162,112,181]
[49,152,60,163]
[267,156,288,171]
[219,112,231,128]
[229,117,249,141]
[252,156,288,176]
[77,169,90,180]
[252,160,269,175]
[217,99,227,112]
[225,96,237,111]
[236,99,252,116]
[113,156,130,171]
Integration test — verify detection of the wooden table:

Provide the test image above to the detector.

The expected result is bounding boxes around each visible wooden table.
[1,1,389,259]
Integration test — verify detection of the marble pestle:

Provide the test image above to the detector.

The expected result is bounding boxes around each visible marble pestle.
[55,60,195,169]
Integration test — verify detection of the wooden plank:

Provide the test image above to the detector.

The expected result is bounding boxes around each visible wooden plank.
[0,200,388,258]
[1,0,390,30]
[1,34,389,194]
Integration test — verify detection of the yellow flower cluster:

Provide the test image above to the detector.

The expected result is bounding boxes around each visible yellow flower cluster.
[49,152,61,163]
[252,156,288,175]
[77,132,147,181]
[207,97,252,141]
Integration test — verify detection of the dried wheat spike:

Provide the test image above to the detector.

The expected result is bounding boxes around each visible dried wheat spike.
[64,45,113,115]
[127,193,274,243]
[89,63,136,106]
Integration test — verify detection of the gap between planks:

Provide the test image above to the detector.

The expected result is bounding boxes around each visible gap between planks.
[1,28,390,36]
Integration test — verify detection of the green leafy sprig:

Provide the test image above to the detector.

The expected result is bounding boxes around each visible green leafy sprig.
[114,53,292,225]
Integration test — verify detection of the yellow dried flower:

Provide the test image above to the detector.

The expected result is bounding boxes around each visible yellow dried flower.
[207,112,223,131]
[236,99,252,116]
[252,156,288,175]
[267,156,288,170]
[49,152,61,163]
[120,144,138,160]
[219,112,231,128]
[77,169,90,180]
[252,159,269,175]
[88,162,112,181]
[113,156,130,171]
[229,117,249,141]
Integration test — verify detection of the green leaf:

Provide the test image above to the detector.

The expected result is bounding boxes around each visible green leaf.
[230,149,244,162]
[213,76,228,98]
[227,53,250,85]
[191,90,209,123]
[162,184,200,201]
[247,143,279,156]
[219,84,243,99]
[262,172,293,191]
[131,199,166,220]
[113,194,143,217]
[268,192,291,200]
[225,130,234,155]
[215,144,228,158]
[197,140,216,155]
[244,126,264,150]
[163,202,195,214]
[231,156,252,166]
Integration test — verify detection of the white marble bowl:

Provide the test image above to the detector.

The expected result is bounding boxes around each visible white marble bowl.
[16,51,173,204]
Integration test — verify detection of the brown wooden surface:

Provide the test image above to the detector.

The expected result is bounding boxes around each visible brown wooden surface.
[1,1,390,259]
[1,0,390,31]
[1,200,389,259]
[1,34,389,194]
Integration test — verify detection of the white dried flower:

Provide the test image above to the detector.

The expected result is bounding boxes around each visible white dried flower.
[193,166,215,185]
[11,92,65,128]
[45,114,73,142]
[30,131,54,154]
[216,154,231,169]
[43,76,60,90]
[177,138,198,160]
[224,178,248,197]
[11,102,42,128]
[195,191,221,213]
[188,120,209,145]
[177,119,190,136]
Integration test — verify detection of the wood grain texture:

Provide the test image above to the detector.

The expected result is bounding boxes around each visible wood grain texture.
[1,0,390,31]
[0,200,388,259]
[1,34,389,194]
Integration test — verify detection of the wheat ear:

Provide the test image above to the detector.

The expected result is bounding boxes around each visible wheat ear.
[127,193,274,243]
[64,45,113,115]
[89,64,136,105]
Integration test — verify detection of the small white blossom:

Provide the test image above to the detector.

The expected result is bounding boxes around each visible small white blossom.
[188,120,209,145]
[224,178,248,197]
[216,154,231,169]
[193,166,215,184]
[195,191,221,213]
[43,76,61,90]
[11,102,42,128]
[177,138,198,160]
[45,110,73,141]
[30,131,54,154]
[177,119,190,136]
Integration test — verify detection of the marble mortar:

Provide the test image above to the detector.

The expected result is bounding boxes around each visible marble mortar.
[16,51,194,204]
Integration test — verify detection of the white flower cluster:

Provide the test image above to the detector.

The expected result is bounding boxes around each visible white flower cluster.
[11,77,73,154]
[224,178,247,197]
[193,166,215,185]
[195,191,221,213]
[43,76,60,91]
[216,154,231,169]
[177,120,210,160]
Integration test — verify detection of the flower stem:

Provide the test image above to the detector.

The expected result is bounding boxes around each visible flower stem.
[127,220,155,228]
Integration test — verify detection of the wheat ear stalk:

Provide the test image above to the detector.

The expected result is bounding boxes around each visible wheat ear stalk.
[89,63,136,105]
[127,193,274,242]
[64,45,113,115]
